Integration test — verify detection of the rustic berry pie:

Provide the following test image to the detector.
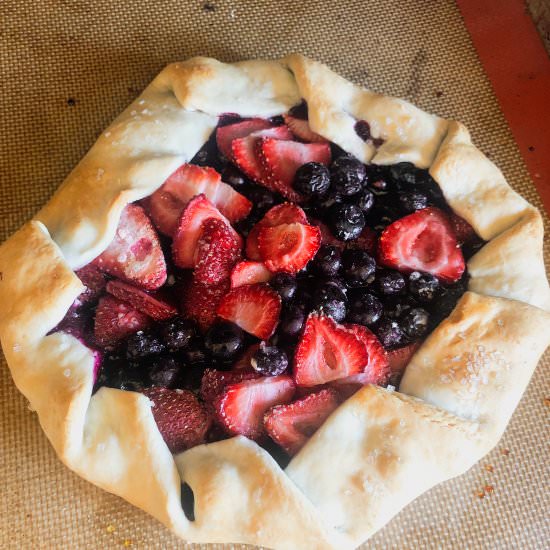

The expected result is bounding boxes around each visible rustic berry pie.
[1,55,549,549]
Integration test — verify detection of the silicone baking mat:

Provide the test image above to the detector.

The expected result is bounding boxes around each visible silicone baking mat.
[1,1,548,548]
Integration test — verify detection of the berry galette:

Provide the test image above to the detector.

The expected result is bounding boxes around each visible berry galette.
[1,55,549,549]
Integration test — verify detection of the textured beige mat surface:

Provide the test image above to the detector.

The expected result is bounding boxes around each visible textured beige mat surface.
[1,1,548,548]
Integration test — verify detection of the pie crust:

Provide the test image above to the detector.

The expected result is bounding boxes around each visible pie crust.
[1,55,549,550]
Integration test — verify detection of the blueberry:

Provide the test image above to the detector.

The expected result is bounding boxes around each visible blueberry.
[289,100,308,119]
[251,343,289,376]
[347,291,383,327]
[160,319,197,352]
[204,321,245,360]
[431,278,468,322]
[244,186,278,216]
[278,304,307,338]
[107,363,149,392]
[357,189,375,213]
[330,156,366,196]
[383,297,413,320]
[354,120,372,141]
[400,308,429,339]
[342,249,376,287]
[182,338,209,364]
[366,205,400,231]
[329,203,365,241]
[367,177,390,196]
[377,271,406,295]
[398,192,428,214]
[408,271,440,303]
[221,165,248,188]
[312,245,342,277]
[293,162,331,197]
[313,282,347,322]
[376,318,405,348]
[126,330,165,359]
[316,191,344,214]
[388,162,419,186]
[270,273,298,301]
[148,356,181,388]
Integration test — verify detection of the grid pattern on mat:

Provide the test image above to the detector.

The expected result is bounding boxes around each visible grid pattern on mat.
[1,1,548,549]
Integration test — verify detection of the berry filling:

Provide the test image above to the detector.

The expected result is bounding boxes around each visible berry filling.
[52,102,483,461]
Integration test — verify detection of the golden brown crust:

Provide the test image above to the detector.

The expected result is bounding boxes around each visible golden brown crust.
[0,55,549,550]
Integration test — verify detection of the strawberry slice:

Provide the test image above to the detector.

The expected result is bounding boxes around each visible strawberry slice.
[264,388,340,455]
[182,278,229,331]
[215,375,295,439]
[216,118,272,159]
[283,114,327,143]
[143,387,211,453]
[231,125,294,184]
[258,222,321,273]
[94,295,151,348]
[246,203,308,260]
[200,368,260,405]
[293,314,370,387]
[105,280,178,321]
[257,138,331,201]
[232,343,261,372]
[329,324,390,398]
[195,218,242,285]
[378,207,466,283]
[230,261,272,288]
[216,283,281,339]
[74,264,107,307]
[93,204,166,290]
[449,212,476,245]
[147,164,252,235]
[387,342,422,386]
[172,194,240,269]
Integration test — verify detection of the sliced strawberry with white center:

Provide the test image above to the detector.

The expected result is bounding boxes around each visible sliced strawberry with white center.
[378,207,466,283]
[172,194,240,269]
[257,138,331,202]
[293,314,370,387]
[194,218,242,285]
[216,118,272,159]
[283,114,327,143]
[216,283,281,339]
[94,295,151,348]
[231,125,293,183]
[246,203,308,260]
[105,280,178,321]
[147,164,252,235]
[143,387,211,453]
[93,203,166,290]
[215,375,295,439]
[387,342,422,386]
[258,222,321,273]
[230,261,272,288]
[200,368,260,405]
[264,388,340,455]
[330,324,390,398]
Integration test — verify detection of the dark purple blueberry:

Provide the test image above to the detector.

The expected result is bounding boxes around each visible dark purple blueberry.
[408,271,440,303]
[347,291,383,327]
[383,297,413,320]
[376,318,405,348]
[354,120,372,141]
[177,364,208,391]
[312,245,342,277]
[388,162,420,186]
[342,249,376,287]
[278,304,307,338]
[431,278,468,322]
[317,191,344,214]
[270,273,298,301]
[377,271,406,295]
[367,177,390,196]
[289,100,308,119]
[221,165,248,188]
[126,330,165,359]
[366,205,400,231]
[160,318,197,352]
[251,343,289,376]
[319,277,348,295]
[398,192,428,214]
[107,362,149,392]
[204,321,245,360]
[182,339,209,364]
[357,189,375,213]
[400,308,430,339]
[313,282,347,322]
[293,162,331,197]
[269,115,285,125]
[217,113,243,126]
[149,356,182,388]
[244,186,278,216]
[330,156,366,196]
[329,203,365,241]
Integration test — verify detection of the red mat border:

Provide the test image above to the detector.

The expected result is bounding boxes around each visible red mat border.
[457,0,550,213]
